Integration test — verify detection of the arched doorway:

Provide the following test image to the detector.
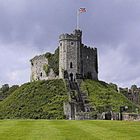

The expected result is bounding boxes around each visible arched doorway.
[105,112,112,120]
[70,73,73,81]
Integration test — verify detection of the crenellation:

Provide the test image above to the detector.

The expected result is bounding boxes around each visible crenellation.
[82,45,97,53]
[59,30,82,42]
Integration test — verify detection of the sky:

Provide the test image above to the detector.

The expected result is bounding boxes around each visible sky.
[0,0,140,88]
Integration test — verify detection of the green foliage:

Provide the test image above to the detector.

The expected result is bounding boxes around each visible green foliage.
[43,64,50,76]
[1,84,9,92]
[0,85,19,101]
[109,83,118,91]
[45,52,52,58]
[45,48,59,75]
[0,80,67,119]
[81,80,139,113]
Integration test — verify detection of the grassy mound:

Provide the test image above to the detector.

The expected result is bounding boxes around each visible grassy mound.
[81,80,138,112]
[0,79,138,119]
[0,79,67,119]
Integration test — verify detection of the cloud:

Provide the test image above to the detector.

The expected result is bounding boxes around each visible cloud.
[0,42,40,85]
[0,0,140,87]
[99,43,140,87]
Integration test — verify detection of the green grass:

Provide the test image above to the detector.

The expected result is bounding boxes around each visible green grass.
[81,80,139,112]
[0,80,68,119]
[0,120,140,140]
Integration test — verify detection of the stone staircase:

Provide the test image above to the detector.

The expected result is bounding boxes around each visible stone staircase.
[64,80,94,120]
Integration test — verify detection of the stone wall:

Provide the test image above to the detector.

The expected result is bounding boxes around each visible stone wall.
[81,45,98,80]
[119,85,140,105]
[30,54,56,81]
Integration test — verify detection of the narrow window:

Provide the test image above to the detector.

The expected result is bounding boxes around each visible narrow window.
[70,62,73,68]
[40,72,42,77]
[60,43,62,46]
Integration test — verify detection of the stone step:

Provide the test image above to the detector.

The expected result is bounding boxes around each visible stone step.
[67,80,95,120]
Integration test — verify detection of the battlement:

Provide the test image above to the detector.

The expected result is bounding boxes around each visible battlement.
[82,45,97,55]
[82,45,97,51]
[59,29,82,41]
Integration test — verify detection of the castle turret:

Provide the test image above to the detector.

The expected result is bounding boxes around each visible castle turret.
[59,29,82,80]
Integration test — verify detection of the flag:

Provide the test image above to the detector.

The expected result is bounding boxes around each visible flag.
[79,8,86,13]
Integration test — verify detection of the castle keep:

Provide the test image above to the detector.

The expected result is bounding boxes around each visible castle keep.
[30,29,98,81]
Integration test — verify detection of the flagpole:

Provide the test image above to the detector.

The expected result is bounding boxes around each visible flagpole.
[77,9,79,30]
[77,8,86,30]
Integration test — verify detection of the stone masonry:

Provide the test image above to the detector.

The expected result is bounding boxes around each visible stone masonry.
[30,29,98,81]
[119,85,140,105]
[30,54,56,81]
[59,29,98,81]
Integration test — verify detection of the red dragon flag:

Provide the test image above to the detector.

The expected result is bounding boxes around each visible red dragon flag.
[79,8,86,13]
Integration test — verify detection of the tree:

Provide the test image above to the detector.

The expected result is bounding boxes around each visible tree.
[1,84,9,93]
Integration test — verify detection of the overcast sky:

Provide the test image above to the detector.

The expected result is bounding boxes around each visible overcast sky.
[0,0,140,87]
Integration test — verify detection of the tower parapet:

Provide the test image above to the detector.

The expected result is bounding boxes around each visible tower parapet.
[59,29,82,41]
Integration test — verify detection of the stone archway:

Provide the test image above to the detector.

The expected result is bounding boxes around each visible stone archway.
[70,73,73,81]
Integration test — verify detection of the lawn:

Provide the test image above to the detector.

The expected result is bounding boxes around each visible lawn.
[0,120,140,140]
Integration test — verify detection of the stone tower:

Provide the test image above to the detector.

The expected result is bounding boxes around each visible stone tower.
[59,29,98,80]
[59,29,82,81]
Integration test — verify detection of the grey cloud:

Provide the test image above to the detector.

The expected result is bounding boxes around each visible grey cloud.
[0,0,140,87]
